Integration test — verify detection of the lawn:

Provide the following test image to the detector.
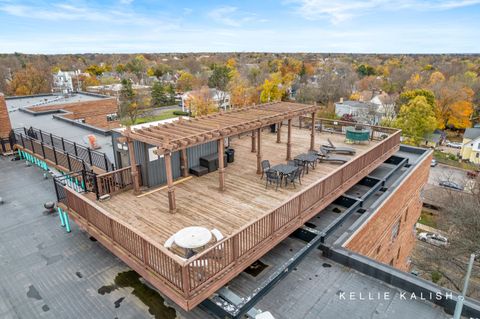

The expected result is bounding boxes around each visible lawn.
[418,210,438,228]
[122,110,180,125]
[433,150,478,171]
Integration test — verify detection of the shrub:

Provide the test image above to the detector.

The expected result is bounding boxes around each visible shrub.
[173,110,190,116]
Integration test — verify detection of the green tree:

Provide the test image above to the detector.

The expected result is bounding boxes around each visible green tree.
[151,81,174,107]
[393,96,437,145]
[119,79,145,124]
[356,64,376,77]
[208,65,231,108]
[126,55,147,79]
[399,89,436,109]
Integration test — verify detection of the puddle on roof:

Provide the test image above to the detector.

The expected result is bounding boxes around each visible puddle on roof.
[244,260,268,277]
[97,270,176,319]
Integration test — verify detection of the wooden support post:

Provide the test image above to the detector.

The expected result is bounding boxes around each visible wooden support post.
[286,119,292,161]
[164,151,176,213]
[276,122,282,143]
[218,138,225,191]
[127,138,141,195]
[310,111,316,151]
[256,128,262,174]
[251,130,256,153]
[180,148,189,177]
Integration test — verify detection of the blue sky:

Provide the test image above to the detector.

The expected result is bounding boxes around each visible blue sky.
[1,0,480,53]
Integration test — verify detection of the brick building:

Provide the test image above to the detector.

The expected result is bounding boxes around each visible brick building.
[0,93,13,153]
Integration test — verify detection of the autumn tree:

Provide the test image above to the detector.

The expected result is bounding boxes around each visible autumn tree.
[115,64,126,75]
[260,73,284,103]
[126,55,147,81]
[8,64,50,96]
[187,86,217,117]
[176,71,197,92]
[393,96,437,145]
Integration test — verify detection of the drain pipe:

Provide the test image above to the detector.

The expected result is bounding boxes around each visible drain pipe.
[453,253,475,319]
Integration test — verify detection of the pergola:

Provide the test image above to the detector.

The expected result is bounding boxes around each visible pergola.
[123,102,320,213]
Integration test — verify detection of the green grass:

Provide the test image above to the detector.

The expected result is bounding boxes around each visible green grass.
[122,110,179,125]
[433,150,478,171]
[418,210,438,228]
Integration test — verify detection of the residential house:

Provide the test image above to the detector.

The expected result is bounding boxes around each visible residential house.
[461,127,480,164]
[334,98,379,124]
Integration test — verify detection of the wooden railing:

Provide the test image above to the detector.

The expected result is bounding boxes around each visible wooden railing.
[96,165,141,197]
[59,127,401,309]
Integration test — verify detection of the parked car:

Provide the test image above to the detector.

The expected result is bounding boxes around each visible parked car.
[417,232,448,247]
[439,180,464,191]
[430,159,438,167]
[467,170,479,179]
[446,141,462,149]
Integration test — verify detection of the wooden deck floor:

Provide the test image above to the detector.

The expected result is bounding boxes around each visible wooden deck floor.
[97,127,378,246]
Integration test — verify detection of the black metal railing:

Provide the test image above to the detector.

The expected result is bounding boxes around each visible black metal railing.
[14,127,114,172]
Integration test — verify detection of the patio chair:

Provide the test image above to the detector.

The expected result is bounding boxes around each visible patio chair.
[261,160,271,179]
[286,167,302,188]
[322,138,356,155]
[211,228,224,241]
[318,147,349,164]
[265,170,281,191]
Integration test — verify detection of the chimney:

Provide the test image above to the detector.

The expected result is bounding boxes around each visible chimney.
[0,93,12,139]
[339,97,344,104]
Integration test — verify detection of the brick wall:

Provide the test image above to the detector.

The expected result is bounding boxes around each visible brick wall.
[344,152,432,271]
[27,98,119,129]
[0,93,12,139]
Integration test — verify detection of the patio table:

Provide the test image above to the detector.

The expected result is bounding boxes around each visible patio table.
[174,226,212,258]
[271,164,297,186]
[294,153,318,174]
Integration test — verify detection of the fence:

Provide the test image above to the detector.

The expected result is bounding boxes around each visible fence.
[13,127,114,172]
[96,165,140,197]
[58,128,401,307]
[13,129,92,173]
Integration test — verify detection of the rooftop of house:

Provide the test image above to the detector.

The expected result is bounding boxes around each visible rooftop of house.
[5,92,109,111]
[335,100,374,108]
[464,127,480,140]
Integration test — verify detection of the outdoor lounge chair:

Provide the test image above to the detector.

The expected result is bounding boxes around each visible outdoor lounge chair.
[322,138,356,155]
[164,235,175,249]
[318,147,349,164]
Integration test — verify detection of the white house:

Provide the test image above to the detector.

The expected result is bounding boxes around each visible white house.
[335,99,379,124]
[53,70,77,94]
[181,88,230,112]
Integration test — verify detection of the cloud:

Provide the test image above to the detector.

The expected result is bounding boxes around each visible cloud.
[208,6,256,27]
[290,0,480,23]
[119,0,134,4]
[0,1,175,27]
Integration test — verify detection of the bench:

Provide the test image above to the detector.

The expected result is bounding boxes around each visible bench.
[190,165,209,177]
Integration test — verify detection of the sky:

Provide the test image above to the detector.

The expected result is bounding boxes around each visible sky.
[0,0,480,54]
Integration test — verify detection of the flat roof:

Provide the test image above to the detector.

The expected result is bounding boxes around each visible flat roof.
[5,92,109,111]
[0,149,451,319]
[8,109,115,161]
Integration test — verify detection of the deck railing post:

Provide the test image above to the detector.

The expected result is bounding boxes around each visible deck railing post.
[20,134,25,148]
[181,266,191,297]
[232,236,239,261]
[93,172,100,200]
[50,133,54,146]
[87,148,93,165]
[39,129,44,142]
[73,142,78,156]
[67,153,72,171]
[104,154,109,172]
[53,146,58,165]
[40,142,45,158]
[61,137,65,152]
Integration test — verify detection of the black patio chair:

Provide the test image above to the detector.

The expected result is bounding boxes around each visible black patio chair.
[261,160,271,179]
[286,167,302,188]
[265,170,281,191]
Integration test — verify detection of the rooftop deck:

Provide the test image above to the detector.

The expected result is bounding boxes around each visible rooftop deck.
[98,126,378,243]
[59,119,400,310]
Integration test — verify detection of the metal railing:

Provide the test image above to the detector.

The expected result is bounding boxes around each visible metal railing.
[13,127,114,172]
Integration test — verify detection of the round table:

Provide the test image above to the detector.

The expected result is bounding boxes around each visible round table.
[174,226,212,249]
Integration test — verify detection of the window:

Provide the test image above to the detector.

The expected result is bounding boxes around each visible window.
[391,219,400,241]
